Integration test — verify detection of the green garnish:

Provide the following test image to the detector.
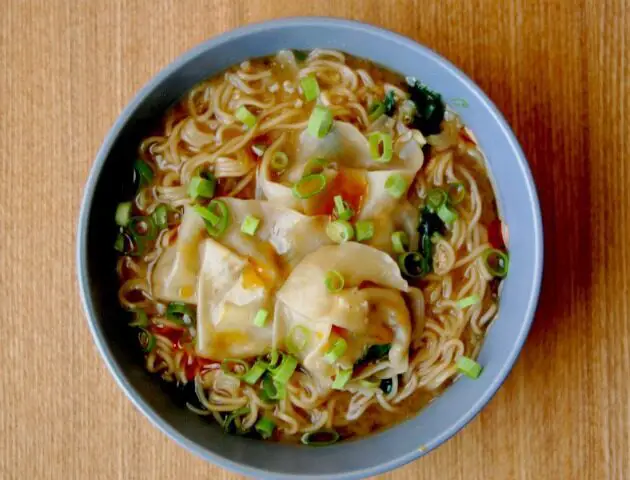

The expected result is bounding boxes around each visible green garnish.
[134,159,154,185]
[292,173,327,199]
[242,359,268,385]
[391,231,409,254]
[188,174,216,199]
[253,308,269,327]
[456,295,481,309]
[138,328,155,353]
[324,337,347,364]
[326,219,354,243]
[368,132,393,163]
[482,248,509,278]
[270,151,289,172]
[333,195,353,221]
[300,429,340,446]
[383,90,396,116]
[307,105,333,138]
[355,220,374,242]
[255,417,276,439]
[456,356,483,379]
[115,202,132,227]
[324,270,345,293]
[166,302,195,324]
[437,204,458,224]
[241,215,261,236]
[235,106,257,129]
[398,252,427,278]
[300,75,320,101]
[385,174,408,199]
[332,368,353,390]
[152,204,169,229]
[408,81,445,135]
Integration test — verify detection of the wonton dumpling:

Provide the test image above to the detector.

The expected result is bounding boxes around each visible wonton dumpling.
[196,239,272,359]
[152,205,205,303]
[274,243,412,391]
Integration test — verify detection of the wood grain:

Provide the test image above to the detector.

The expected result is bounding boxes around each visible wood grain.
[1,0,628,478]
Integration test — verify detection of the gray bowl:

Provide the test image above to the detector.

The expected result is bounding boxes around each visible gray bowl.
[77,17,543,480]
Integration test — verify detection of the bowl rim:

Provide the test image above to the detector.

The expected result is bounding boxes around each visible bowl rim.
[77,16,543,480]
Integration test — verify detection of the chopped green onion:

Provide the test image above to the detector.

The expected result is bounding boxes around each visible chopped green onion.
[270,354,298,384]
[426,188,448,211]
[333,195,353,221]
[391,231,409,254]
[253,308,269,327]
[292,173,327,199]
[385,174,408,199]
[324,270,345,293]
[368,102,385,122]
[192,204,220,225]
[204,200,230,237]
[260,374,285,402]
[270,151,289,171]
[114,231,136,255]
[294,50,308,62]
[286,326,311,355]
[138,328,155,353]
[255,417,276,439]
[129,310,149,327]
[437,204,458,224]
[307,105,333,138]
[456,295,480,309]
[221,358,249,379]
[358,378,381,388]
[332,368,353,390]
[326,219,354,243]
[383,90,396,116]
[188,175,216,199]
[300,429,340,446]
[355,220,374,242]
[368,132,393,163]
[235,106,257,129]
[482,248,509,278]
[324,337,347,364]
[166,302,195,325]
[303,157,329,176]
[252,144,266,156]
[152,204,169,229]
[115,202,132,227]
[300,75,320,101]
[241,215,261,236]
[447,183,466,205]
[134,159,154,185]
[456,356,483,379]
[398,252,427,278]
[242,359,268,385]
[266,350,281,368]
[128,216,157,240]
[222,407,250,433]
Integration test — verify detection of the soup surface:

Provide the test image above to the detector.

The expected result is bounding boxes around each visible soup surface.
[114,49,509,445]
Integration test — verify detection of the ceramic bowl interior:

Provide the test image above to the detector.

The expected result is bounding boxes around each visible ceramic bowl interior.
[77,17,543,480]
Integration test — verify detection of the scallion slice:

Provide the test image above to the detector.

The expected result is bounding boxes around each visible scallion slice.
[241,215,261,236]
[192,204,220,226]
[270,151,289,172]
[129,310,149,327]
[367,102,385,122]
[300,75,320,101]
[456,356,483,379]
[270,354,298,384]
[398,252,427,278]
[385,173,408,199]
[437,204,458,224]
[138,328,155,353]
[292,173,327,199]
[114,231,135,255]
[426,188,448,211]
[324,337,347,364]
[326,220,354,243]
[260,374,285,402]
[222,407,250,433]
[221,358,249,379]
[204,200,230,237]
[128,216,157,240]
[355,220,374,242]
[242,359,268,385]
[332,368,353,390]
[255,417,276,439]
[134,159,154,185]
[303,157,329,176]
[333,195,353,221]
[447,182,466,205]
[307,105,333,138]
[115,202,132,227]
[300,429,340,446]
[253,308,269,327]
[166,302,195,325]
[482,248,509,278]
[152,204,169,229]
[188,174,216,199]
[286,326,311,355]
[235,106,257,129]
[368,132,393,163]
[456,295,480,309]
[324,270,345,293]
[391,231,409,254]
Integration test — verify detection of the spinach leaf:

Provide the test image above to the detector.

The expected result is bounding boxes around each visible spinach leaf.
[380,378,393,394]
[383,91,396,116]
[417,207,445,274]
[356,344,391,365]
[409,81,445,135]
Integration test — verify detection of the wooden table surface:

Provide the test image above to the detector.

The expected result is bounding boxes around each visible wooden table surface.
[1,1,628,479]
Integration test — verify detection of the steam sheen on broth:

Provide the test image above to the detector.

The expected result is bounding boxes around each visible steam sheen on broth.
[114,49,509,444]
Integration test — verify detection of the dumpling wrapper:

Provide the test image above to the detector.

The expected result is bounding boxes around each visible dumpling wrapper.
[274,242,412,391]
